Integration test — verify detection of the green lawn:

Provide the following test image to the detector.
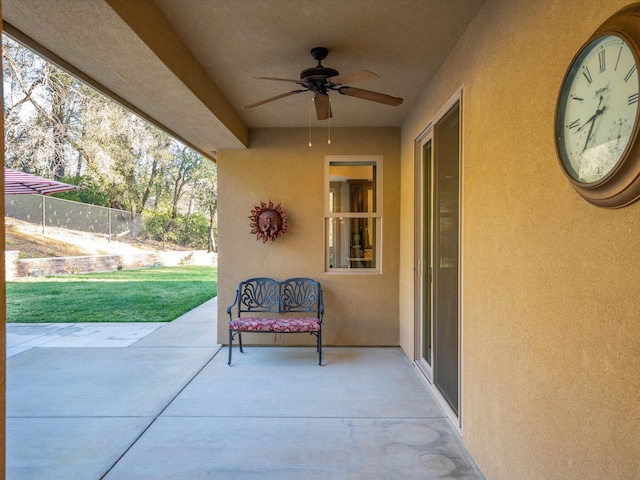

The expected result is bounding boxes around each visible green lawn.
[6,265,217,323]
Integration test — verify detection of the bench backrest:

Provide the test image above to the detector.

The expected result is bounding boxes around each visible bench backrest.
[231,277,323,318]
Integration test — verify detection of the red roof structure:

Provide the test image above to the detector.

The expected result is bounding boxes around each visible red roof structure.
[4,168,82,195]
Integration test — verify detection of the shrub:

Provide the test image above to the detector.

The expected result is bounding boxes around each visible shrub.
[50,175,110,207]
[142,211,209,249]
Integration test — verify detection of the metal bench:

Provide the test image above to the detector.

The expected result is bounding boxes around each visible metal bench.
[227,277,324,365]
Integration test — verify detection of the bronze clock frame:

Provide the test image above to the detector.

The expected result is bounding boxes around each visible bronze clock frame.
[554,4,640,208]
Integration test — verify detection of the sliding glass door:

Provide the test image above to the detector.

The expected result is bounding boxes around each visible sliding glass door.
[415,100,460,418]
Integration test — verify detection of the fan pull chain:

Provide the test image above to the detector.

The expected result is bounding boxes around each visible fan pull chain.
[309,98,313,147]
[327,98,331,145]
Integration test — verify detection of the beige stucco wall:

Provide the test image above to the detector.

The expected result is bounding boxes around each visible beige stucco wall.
[218,127,400,347]
[400,0,640,478]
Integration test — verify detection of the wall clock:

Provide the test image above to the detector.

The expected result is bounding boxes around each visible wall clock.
[555,4,640,207]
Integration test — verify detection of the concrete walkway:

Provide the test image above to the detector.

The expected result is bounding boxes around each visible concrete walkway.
[6,297,484,479]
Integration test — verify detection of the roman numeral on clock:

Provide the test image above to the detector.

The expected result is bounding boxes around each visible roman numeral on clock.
[629,92,639,105]
[615,46,622,71]
[625,64,637,83]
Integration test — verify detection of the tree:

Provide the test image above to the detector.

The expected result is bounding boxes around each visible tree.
[193,160,218,252]
[3,37,48,174]
[3,34,219,249]
[166,143,203,218]
[3,37,90,179]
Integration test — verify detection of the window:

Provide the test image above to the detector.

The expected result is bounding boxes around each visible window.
[324,156,382,272]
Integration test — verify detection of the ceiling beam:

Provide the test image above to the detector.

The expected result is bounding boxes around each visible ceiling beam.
[105,0,248,149]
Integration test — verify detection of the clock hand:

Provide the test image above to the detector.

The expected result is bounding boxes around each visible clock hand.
[581,118,597,153]
[579,96,606,153]
[615,120,623,145]
[577,96,605,132]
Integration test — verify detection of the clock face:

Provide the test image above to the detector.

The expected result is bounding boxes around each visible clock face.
[556,34,640,184]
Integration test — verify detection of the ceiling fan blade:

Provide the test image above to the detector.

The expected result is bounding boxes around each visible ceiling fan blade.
[330,70,379,85]
[337,86,403,106]
[242,90,305,109]
[314,93,332,120]
[252,76,305,85]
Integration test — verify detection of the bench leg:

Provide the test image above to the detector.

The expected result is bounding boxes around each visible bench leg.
[228,330,245,366]
[317,329,322,366]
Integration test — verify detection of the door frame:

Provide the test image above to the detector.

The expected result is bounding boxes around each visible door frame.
[413,88,463,430]
[414,129,433,382]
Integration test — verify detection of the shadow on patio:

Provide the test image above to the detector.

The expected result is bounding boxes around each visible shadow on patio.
[6,297,483,479]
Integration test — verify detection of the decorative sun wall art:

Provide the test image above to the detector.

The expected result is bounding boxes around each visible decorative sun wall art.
[249,200,288,243]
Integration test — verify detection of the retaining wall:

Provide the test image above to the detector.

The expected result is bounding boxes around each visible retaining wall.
[5,250,216,279]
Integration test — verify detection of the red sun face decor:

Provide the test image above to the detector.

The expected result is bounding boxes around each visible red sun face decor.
[249,200,288,243]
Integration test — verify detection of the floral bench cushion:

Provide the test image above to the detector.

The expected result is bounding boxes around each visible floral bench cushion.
[229,317,276,332]
[271,318,321,333]
[230,317,320,333]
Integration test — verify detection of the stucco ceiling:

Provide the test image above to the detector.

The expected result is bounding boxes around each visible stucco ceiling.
[2,0,485,155]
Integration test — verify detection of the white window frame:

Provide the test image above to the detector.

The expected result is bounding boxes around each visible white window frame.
[324,155,382,274]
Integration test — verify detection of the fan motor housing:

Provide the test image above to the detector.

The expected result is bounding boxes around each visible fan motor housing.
[300,66,339,83]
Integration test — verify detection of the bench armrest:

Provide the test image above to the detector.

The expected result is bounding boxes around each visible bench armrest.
[226,288,240,320]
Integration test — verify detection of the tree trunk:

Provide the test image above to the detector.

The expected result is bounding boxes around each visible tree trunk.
[208,226,216,253]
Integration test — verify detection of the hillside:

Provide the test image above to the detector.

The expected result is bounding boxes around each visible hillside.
[4,217,165,258]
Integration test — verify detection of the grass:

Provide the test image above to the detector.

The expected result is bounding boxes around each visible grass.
[6,265,217,323]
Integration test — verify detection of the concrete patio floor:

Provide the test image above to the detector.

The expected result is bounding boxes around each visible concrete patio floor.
[6,297,484,479]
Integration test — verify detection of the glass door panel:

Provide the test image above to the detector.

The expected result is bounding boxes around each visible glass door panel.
[433,102,460,416]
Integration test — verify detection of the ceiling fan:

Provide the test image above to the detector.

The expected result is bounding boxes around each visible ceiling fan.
[242,47,403,120]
